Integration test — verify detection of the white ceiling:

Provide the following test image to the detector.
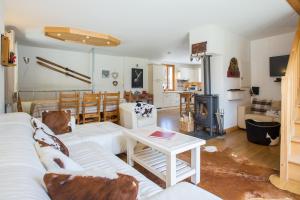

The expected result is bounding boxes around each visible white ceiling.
[3,0,298,63]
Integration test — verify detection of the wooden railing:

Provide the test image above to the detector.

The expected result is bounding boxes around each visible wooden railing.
[280,20,300,182]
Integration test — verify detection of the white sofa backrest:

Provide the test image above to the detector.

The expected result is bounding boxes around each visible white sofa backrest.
[0,112,50,200]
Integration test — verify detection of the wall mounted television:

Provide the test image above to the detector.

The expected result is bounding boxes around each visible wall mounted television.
[269,55,289,77]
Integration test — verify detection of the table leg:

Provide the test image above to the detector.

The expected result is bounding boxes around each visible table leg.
[126,138,135,166]
[191,146,200,184]
[166,154,176,187]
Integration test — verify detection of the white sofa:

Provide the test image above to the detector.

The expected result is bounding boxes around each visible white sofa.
[120,103,157,129]
[0,112,221,200]
[237,100,281,129]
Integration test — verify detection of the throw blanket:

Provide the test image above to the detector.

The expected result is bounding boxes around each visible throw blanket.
[134,102,154,118]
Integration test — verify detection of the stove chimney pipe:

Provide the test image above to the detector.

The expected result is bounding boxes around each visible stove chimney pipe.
[203,55,211,95]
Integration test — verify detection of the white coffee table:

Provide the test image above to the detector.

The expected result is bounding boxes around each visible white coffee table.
[124,127,205,187]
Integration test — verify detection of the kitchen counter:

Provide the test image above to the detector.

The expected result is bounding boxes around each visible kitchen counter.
[163,90,202,94]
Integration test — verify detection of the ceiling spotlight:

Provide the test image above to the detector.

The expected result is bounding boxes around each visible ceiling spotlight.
[106,41,111,45]
[82,39,86,43]
[86,36,90,39]
[57,33,61,37]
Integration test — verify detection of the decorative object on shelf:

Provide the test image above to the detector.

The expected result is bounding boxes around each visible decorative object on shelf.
[9,52,16,64]
[102,70,110,78]
[36,57,91,84]
[1,34,16,67]
[190,41,207,62]
[23,57,30,64]
[227,57,240,78]
[131,68,143,88]
[44,26,121,47]
[112,80,118,86]
[111,72,119,79]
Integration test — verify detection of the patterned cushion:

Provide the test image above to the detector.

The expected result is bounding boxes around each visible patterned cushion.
[42,110,72,134]
[33,128,69,156]
[251,98,272,114]
[44,172,139,200]
[134,102,154,118]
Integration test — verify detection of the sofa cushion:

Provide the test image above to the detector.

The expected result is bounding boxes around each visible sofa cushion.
[42,110,72,134]
[31,117,55,135]
[68,142,162,199]
[251,98,272,114]
[34,128,69,156]
[44,171,139,200]
[36,145,83,171]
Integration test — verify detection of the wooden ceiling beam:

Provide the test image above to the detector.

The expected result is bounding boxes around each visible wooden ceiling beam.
[287,0,300,15]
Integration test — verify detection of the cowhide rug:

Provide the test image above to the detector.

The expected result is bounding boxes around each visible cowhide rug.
[119,148,300,200]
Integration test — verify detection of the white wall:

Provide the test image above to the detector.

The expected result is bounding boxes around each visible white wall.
[18,45,91,91]
[250,32,294,100]
[0,1,5,113]
[189,25,251,129]
[93,54,149,94]
[18,45,149,97]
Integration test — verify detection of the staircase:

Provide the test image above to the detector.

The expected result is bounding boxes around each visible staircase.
[269,20,300,194]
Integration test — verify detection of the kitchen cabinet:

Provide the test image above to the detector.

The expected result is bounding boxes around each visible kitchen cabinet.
[151,64,165,108]
[150,64,181,108]
[163,92,179,107]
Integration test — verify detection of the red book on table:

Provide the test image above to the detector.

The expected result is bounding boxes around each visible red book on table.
[149,131,176,140]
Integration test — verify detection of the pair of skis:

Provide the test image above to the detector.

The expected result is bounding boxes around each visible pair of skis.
[36,57,91,84]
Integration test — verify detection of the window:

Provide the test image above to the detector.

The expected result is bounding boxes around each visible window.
[163,65,175,91]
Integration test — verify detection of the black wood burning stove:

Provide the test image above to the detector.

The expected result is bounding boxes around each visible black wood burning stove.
[194,94,219,136]
[194,55,219,136]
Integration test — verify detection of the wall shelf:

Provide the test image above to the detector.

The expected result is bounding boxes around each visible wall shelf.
[226,89,245,101]
[1,33,16,67]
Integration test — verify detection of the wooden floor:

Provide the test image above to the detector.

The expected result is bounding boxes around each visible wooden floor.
[157,108,280,170]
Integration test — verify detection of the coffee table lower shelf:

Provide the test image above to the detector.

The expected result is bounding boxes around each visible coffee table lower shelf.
[132,148,195,183]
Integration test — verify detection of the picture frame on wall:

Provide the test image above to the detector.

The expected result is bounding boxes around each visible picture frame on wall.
[131,68,143,88]
[102,70,110,78]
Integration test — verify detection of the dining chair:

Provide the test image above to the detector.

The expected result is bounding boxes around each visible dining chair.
[82,92,101,124]
[103,92,120,123]
[58,92,80,123]
[16,92,23,112]
[123,90,133,102]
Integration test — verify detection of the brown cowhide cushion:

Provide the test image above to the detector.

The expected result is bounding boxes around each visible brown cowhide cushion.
[33,128,69,156]
[44,172,139,200]
[42,110,72,135]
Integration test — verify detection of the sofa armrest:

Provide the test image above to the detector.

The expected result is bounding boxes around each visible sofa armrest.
[119,103,138,129]
[145,182,221,200]
[237,104,251,129]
